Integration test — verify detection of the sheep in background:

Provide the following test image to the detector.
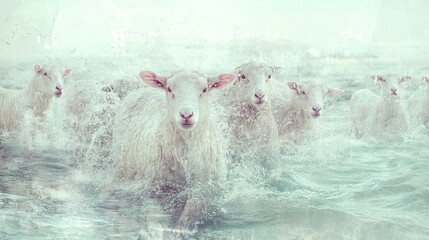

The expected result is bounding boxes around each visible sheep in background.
[407,76,429,128]
[65,81,119,161]
[350,75,411,138]
[101,76,146,100]
[220,61,280,155]
[65,76,144,144]
[65,75,145,162]
[0,64,72,133]
[274,80,342,141]
[112,70,235,228]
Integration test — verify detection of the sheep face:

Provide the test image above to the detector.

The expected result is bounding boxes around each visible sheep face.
[288,81,341,118]
[140,70,235,131]
[372,75,411,99]
[235,63,280,107]
[34,64,72,97]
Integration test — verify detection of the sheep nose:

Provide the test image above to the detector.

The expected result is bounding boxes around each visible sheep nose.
[56,86,62,91]
[312,106,321,112]
[255,93,265,99]
[391,88,398,94]
[180,111,193,119]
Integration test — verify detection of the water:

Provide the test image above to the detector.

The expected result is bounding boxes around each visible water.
[1,43,429,239]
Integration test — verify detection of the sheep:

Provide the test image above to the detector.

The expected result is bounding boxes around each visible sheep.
[0,64,72,133]
[220,61,280,155]
[65,81,119,162]
[65,76,146,163]
[274,80,341,141]
[65,76,144,152]
[350,75,411,138]
[101,76,146,100]
[112,69,235,228]
[407,76,429,128]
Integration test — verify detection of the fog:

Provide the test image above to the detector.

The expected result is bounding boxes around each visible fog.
[1,0,428,64]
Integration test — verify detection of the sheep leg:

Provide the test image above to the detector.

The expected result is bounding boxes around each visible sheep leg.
[351,118,364,138]
[176,198,203,229]
[149,179,185,208]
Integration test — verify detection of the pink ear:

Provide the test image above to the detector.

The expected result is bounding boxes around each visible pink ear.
[287,81,298,90]
[371,75,383,81]
[63,68,72,77]
[34,64,42,73]
[400,76,411,83]
[209,73,236,90]
[139,71,166,89]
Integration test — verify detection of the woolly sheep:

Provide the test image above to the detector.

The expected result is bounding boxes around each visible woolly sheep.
[274,80,341,140]
[221,61,280,153]
[112,70,235,228]
[66,81,118,124]
[65,76,144,158]
[407,76,429,128]
[101,76,146,100]
[65,81,119,160]
[65,76,143,136]
[0,64,72,133]
[350,75,411,138]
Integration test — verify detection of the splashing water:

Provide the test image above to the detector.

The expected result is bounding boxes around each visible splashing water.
[1,44,429,239]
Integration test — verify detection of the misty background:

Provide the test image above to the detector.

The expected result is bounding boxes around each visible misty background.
[1,0,428,65]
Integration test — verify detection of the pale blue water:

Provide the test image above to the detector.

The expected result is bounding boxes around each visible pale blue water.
[1,44,429,239]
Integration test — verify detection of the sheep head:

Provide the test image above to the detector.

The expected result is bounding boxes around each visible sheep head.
[101,77,143,100]
[139,70,235,131]
[371,75,411,99]
[234,62,280,107]
[34,64,72,98]
[287,80,342,118]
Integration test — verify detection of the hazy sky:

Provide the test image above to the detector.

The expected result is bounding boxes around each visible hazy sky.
[1,0,428,62]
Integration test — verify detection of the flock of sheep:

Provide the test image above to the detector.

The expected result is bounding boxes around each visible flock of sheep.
[1,61,428,228]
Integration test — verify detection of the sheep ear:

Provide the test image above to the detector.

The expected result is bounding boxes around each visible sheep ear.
[327,87,343,96]
[63,68,72,78]
[399,76,411,83]
[208,73,236,90]
[371,75,383,81]
[139,71,166,89]
[234,66,242,74]
[422,76,429,82]
[34,64,43,73]
[287,81,299,91]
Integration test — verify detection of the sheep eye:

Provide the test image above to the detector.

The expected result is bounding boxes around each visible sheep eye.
[43,72,48,76]
[241,74,246,79]
[202,88,207,93]
[167,87,172,93]
[268,75,271,79]
[300,91,306,95]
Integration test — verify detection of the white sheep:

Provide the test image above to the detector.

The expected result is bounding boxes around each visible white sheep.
[101,76,146,100]
[407,76,429,128]
[220,61,280,154]
[112,70,235,228]
[274,80,341,141]
[350,75,411,138]
[65,76,144,146]
[65,81,119,161]
[0,64,72,133]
